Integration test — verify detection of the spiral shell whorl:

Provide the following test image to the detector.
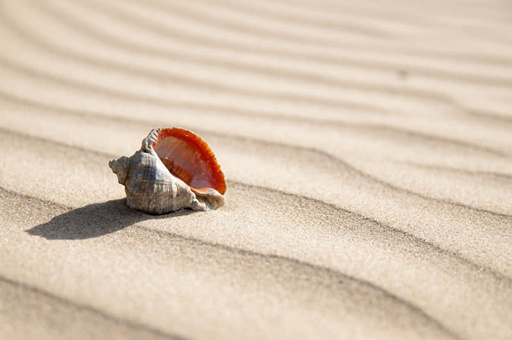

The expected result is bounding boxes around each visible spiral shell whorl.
[109,157,129,185]
[122,150,201,214]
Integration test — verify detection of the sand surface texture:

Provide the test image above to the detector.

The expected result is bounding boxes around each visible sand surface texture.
[1,0,512,339]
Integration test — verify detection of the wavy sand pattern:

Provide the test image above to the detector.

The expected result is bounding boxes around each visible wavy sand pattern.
[1,0,512,339]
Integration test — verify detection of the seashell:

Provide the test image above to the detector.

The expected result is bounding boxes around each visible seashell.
[109,128,226,214]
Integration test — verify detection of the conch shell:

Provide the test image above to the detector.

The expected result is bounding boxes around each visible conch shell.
[109,128,226,214]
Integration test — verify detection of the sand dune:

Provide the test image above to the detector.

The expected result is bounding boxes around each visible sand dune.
[1,0,512,339]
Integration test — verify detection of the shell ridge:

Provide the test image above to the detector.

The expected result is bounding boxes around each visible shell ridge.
[141,128,161,153]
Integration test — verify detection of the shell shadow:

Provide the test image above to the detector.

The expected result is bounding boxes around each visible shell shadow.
[27,199,193,240]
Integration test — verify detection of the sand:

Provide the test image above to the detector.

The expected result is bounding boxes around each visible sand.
[1,0,512,339]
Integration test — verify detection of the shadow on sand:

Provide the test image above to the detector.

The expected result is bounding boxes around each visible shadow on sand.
[27,199,192,240]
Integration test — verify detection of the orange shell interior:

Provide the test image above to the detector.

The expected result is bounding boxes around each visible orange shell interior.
[152,128,226,195]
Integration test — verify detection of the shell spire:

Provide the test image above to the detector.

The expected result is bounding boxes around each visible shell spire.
[109,128,226,214]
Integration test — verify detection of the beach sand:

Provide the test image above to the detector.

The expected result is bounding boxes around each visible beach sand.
[1,0,512,339]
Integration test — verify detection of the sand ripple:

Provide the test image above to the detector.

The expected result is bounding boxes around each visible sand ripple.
[1,0,512,339]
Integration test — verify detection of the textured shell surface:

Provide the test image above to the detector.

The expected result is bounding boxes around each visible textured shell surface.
[109,128,226,214]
